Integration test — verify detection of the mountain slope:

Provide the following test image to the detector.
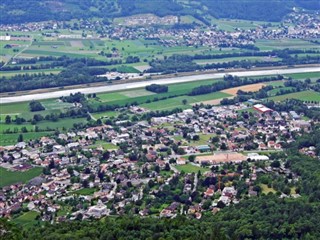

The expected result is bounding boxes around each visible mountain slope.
[0,0,319,24]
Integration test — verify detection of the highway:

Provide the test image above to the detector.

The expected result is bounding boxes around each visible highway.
[1,66,319,104]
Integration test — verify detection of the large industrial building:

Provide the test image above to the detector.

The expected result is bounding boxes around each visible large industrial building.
[253,104,273,114]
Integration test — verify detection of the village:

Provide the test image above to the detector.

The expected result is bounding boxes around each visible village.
[0,11,319,50]
[0,100,314,222]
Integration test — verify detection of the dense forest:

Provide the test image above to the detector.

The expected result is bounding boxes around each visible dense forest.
[1,0,319,24]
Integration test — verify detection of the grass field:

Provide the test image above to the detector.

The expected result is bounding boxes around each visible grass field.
[175,163,209,174]
[36,118,88,130]
[121,89,155,98]
[92,111,119,119]
[96,92,130,102]
[267,87,295,96]
[0,123,34,133]
[1,68,62,77]
[255,39,318,51]
[194,56,281,64]
[12,211,40,228]
[260,184,276,194]
[0,167,43,188]
[40,99,74,110]
[176,134,215,147]
[284,72,320,80]
[140,92,231,110]
[268,90,320,102]
[266,81,285,87]
[90,141,119,150]
[0,131,53,146]
[73,188,97,195]
[0,102,30,115]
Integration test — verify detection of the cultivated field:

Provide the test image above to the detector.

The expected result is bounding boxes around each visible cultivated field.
[221,83,266,95]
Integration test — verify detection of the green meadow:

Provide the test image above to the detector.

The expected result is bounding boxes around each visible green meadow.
[175,164,209,174]
[0,131,53,146]
[0,167,43,188]
[268,90,320,102]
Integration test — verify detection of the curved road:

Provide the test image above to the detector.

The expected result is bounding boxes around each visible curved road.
[1,67,319,104]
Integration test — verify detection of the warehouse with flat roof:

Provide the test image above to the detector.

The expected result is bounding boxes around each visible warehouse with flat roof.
[253,104,273,113]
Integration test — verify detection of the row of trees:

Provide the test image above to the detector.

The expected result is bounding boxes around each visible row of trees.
[0,63,109,93]
[146,53,320,74]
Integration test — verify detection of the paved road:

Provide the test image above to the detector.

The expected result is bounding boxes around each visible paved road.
[1,66,319,104]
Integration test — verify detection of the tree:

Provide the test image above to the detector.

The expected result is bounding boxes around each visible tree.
[220,142,228,150]
[17,134,23,142]
[188,155,196,162]
[271,160,281,168]
[5,115,11,124]
[182,99,188,105]
[82,179,89,188]
[164,163,171,171]
[29,100,45,112]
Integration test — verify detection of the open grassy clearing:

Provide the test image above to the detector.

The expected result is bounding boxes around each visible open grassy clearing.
[40,99,74,111]
[268,90,320,102]
[168,79,222,94]
[121,89,155,98]
[0,167,43,188]
[117,65,140,73]
[211,18,278,32]
[0,131,53,146]
[175,163,209,174]
[290,53,320,58]
[95,92,130,102]
[90,140,119,150]
[237,107,255,113]
[36,118,88,130]
[12,211,40,228]
[175,134,215,146]
[73,188,97,195]
[265,81,286,87]
[194,56,281,64]
[284,72,320,80]
[0,102,30,115]
[22,49,96,58]
[267,87,295,96]
[140,92,231,111]
[255,39,318,51]
[260,183,276,194]
[1,68,62,77]
[91,111,119,119]
[0,123,34,132]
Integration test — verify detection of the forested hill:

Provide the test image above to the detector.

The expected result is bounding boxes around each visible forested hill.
[1,0,319,24]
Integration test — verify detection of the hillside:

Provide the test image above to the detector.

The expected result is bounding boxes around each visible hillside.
[1,0,319,24]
